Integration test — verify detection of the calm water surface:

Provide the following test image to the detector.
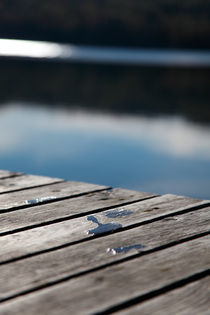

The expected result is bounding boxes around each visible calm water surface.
[0,39,210,200]
[0,103,210,200]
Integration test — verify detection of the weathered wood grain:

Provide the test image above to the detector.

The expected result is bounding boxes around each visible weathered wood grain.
[0,207,209,301]
[0,169,209,314]
[0,175,63,194]
[119,276,210,315]
[0,188,156,235]
[0,195,207,263]
[0,170,22,180]
[0,236,209,314]
[0,181,109,211]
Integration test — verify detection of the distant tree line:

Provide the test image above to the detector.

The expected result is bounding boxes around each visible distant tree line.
[0,0,210,49]
[1,59,210,124]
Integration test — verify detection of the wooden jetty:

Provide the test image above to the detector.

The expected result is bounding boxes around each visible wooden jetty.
[0,169,209,314]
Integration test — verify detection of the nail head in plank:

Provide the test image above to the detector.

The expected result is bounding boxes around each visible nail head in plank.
[0,236,209,314]
[0,195,207,264]
[0,207,209,300]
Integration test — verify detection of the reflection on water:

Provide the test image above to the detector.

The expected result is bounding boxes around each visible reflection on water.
[1,58,210,125]
[0,40,210,200]
[0,39,62,59]
[0,104,210,200]
[1,39,210,66]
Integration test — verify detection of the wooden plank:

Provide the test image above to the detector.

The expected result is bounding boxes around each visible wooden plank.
[0,236,209,314]
[0,207,209,300]
[0,188,156,236]
[119,276,210,315]
[0,170,22,180]
[0,195,207,263]
[0,181,109,212]
[0,174,63,194]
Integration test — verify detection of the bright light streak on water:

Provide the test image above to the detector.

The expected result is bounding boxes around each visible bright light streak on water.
[1,38,210,67]
[0,39,63,59]
[0,103,210,200]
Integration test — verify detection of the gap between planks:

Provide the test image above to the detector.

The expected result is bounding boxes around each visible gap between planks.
[97,270,210,315]
[0,202,208,302]
[0,182,111,213]
[0,195,209,264]
[116,276,210,315]
[0,174,64,195]
[0,229,209,303]
[0,187,156,215]
[0,236,209,314]
[0,172,23,180]
[0,188,157,237]
[0,171,209,314]
[0,195,208,239]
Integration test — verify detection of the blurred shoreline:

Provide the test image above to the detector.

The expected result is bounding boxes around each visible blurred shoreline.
[0,0,210,49]
[1,56,210,124]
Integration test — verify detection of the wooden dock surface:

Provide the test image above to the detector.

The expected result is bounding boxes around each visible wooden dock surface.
[0,170,209,314]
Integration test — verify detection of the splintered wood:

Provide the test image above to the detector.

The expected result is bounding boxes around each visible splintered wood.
[0,170,209,314]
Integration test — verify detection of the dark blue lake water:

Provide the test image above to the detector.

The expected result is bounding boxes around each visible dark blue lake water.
[0,39,210,200]
[1,104,210,199]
